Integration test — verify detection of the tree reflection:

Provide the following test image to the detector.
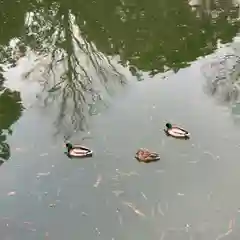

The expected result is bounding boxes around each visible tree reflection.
[202,53,240,101]
[1,0,240,75]
[76,0,240,75]
[18,4,126,136]
[0,72,23,164]
[0,6,24,163]
[0,0,240,136]
[201,46,240,126]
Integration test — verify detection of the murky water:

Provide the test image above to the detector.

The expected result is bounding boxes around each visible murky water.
[1,0,240,239]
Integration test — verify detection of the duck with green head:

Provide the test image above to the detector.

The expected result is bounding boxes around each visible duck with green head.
[164,122,190,139]
[65,142,93,158]
[166,123,172,129]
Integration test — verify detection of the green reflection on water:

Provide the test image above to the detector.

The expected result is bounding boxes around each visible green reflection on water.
[1,0,240,74]
[0,70,23,163]
[0,0,240,134]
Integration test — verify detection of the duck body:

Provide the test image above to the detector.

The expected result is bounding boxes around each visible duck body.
[65,143,93,158]
[164,123,190,139]
[135,148,160,163]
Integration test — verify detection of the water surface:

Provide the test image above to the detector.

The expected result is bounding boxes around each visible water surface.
[1,0,240,239]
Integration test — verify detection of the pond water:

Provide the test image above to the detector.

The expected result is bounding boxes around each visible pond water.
[1,0,240,239]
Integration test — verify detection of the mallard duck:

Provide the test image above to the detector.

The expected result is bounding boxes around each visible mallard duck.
[65,143,93,158]
[164,123,190,139]
[135,148,160,163]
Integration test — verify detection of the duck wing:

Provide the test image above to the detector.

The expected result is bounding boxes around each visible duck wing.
[69,147,90,157]
[171,127,187,135]
[172,127,186,135]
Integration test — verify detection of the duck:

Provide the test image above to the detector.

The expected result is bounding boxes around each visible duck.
[164,123,190,139]
[65,142,93,158]
[135,148,160,163]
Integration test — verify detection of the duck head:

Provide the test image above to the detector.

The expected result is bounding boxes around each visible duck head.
[166,123,172,129]
[66,143,73,152]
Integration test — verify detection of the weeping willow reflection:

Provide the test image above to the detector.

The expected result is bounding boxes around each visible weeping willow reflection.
[20,5,126,136]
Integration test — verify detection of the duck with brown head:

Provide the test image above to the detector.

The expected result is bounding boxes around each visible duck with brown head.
[135,148,160,163]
